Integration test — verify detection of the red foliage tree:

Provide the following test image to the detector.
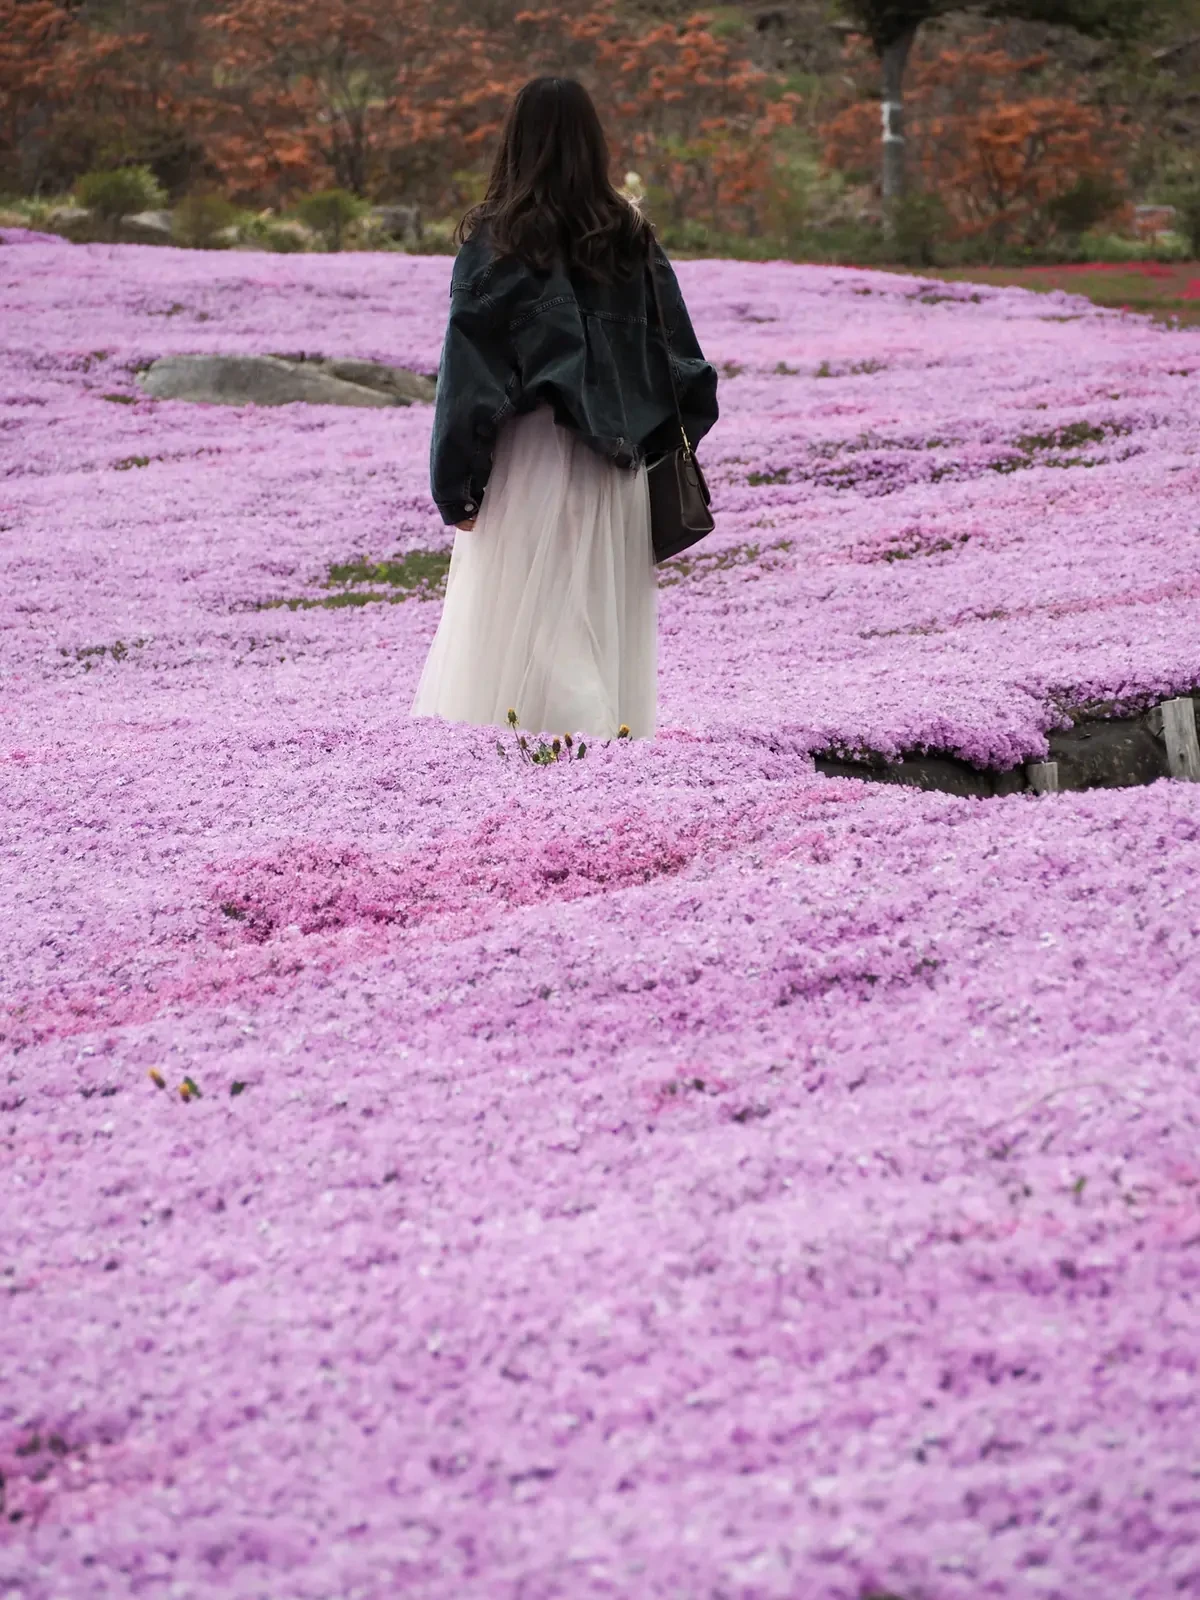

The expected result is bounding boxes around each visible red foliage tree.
[1,0,207,193]
[0,1,79,189]
[1,0,794,234]
[198,0,513,203]
[513,7,798,236]
[823,30,1130,248]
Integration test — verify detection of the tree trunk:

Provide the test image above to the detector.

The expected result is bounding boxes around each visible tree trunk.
[880,23,918,234]
[342,100,368,198]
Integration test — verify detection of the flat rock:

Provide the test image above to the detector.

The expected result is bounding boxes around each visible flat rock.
[310,357,435,404]
[45,206,94,240]
[121,210,174,243]
[138,354,412,408]
[47,205,91,229]
[45,207,175,244]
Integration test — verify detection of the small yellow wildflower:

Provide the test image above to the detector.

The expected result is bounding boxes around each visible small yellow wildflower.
[506,708,518,727]
[148,1069,166,1090]
[618,724,631,739]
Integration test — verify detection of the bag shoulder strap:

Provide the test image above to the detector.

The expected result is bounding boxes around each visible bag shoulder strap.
[645,230,691,459]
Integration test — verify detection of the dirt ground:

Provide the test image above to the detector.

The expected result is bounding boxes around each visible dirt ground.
[914,260,1200,328]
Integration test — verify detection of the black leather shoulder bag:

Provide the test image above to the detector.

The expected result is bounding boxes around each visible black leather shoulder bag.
[644,237,715,564]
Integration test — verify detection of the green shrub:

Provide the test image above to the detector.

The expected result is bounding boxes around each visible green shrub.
[1046,173,1126,242]
[656,215,714,255]
[888,192,948,267]
[173,193,239,250]
[1079,230,1188,263]
[405,220,458,256]
[75,166,166,230]
[239,212,312,253]
[1179,195,1200,260]
[263,221,312,254]
[295,189,367,251]
[1164,178,1200,259]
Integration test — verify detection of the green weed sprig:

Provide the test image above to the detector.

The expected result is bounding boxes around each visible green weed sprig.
[498,708,614,766]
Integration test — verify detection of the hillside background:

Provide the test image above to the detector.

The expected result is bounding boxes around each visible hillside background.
[2,0,1199,265]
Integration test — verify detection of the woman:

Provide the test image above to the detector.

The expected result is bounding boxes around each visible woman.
[411,76,719,740]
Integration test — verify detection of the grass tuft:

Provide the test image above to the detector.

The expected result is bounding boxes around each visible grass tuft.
[325,551,450,592]
[660,539,793,586]
[1013,420,1125,455]
[58,638,147,670]
[815,358,887,378]
[252,548,452,613]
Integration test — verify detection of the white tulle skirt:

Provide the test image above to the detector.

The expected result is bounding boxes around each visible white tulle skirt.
[411,405,657,739]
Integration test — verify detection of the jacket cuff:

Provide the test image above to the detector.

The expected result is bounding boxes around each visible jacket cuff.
[435,496,481,526]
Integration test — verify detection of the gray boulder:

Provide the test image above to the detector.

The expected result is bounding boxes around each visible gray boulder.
[45,206,93,240]
[121,210,174,244]
[44,207,176,244]
[47,205,91,229]
[138,354,408,408]
[373,204,422,246]
[309,357,435,404]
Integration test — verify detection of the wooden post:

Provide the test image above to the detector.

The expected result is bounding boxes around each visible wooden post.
[1026,761,1059,795]
[879,24,918,236]
[1162,697,1200,781]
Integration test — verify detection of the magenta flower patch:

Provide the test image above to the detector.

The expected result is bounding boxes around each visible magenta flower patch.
[2,232,1200,1599]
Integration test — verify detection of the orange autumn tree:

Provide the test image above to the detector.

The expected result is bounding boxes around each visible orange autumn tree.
[602,14,797,235]
[1,0,796,233]
[50,1,203,188]
[197,2,795,231]
[0,1,74,188]
[822,29,1129,249]
[1,0,209,194]
[511,7,797,237]
[198,0,514,204]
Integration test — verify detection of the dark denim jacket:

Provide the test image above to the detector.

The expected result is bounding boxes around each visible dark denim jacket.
[429,230,719,525]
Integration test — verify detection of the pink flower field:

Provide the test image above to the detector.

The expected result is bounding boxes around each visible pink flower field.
[2,229,1200,1600]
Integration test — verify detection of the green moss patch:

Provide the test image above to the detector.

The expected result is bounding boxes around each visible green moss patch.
[659,539,793,587]
[254,548,452,612]
[59,638,148,670]
[987,418,1133,475]
[1013,419,1127,455]
[875,530,971,564]
[815,358,888,378]
[325,551,450,592]
[749,415,1134,497]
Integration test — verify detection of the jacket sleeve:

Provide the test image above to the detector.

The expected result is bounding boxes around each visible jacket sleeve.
[652,244,719,451]
[429,263,516,526]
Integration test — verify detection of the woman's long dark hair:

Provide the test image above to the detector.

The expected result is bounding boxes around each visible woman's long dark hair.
[458,77,648,281]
